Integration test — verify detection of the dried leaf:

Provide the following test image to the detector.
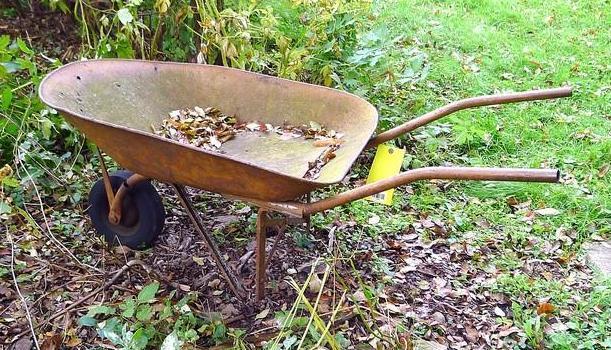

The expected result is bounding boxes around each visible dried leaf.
[493,306,506,317]
[464,325,479,342]
[255,308,270,320]
[192,256,206,266]
[536,302,555,316]
[498,327,520,337]
[534,208,560,216]
[41,333,62,350]
[308,274,323,293]
[313,138,343,147]
[368,214,380,225]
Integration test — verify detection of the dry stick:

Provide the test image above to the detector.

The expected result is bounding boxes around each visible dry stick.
[32,257,96,276]
[237,250,255,273]
[47,260,151,322]
[7,228,41,350]
[264,234,284,271]
[17,260,170,340]
[31,276,98,307]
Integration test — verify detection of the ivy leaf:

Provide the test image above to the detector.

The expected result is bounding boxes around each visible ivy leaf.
[136,304,153,321]
[160,331,182,350]
[131,328,149,350]
[212,323,226,342]
[0,35,10,50]
[87,305,116,317]
[0,62,21,74]
[0,200,11,215]
[78,315,97,327]
[117,8,134,25]
[16,38,33,55]
[283,335,297,348]
[137,282,159,303]
[120,297,137,318]
[1,88,12,110]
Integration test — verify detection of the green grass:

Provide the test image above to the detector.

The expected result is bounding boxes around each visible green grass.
[4,0,608,348]
[371,0,610,232]
[335,0,610,347]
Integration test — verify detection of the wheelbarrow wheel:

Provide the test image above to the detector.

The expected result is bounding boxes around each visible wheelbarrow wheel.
[88,170,165,249]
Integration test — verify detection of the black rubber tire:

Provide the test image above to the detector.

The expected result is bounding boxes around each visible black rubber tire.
[88,170,165,249]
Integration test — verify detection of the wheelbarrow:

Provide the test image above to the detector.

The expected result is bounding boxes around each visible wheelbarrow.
[39,60,572,301]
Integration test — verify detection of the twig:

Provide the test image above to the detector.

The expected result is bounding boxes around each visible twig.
[265,236,284,271]
[7,228,41,350]
[31,276,98,308]
[48,259,152,322]
[237,250,255,273]
[327,226,336,254]
[303,144,340,180]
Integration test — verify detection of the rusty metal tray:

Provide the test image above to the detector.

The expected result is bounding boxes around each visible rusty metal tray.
[39,60,378,201]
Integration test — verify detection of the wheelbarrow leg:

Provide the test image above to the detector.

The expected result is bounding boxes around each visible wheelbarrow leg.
[96,147,115,207]
[172,184,246,300]
[254,211,300,301]
[255,209,268,301]
[255,210,286,301]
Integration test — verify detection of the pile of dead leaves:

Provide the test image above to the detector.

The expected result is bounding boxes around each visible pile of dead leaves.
[152,106,238,150]
[152,107,343,179]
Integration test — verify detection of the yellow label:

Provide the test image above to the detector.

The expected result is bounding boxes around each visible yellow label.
[366,144,406,205]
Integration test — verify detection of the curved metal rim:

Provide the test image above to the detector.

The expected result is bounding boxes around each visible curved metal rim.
[38,59,379,187]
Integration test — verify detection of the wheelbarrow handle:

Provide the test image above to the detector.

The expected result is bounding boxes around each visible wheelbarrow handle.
[366,86,573,148]
[299,167,560,215]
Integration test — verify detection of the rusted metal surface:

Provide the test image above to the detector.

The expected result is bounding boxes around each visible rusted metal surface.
[39,60,572,203]
[255,209,268,301]
[39,59,378,202]
[96,147,115,207]
[172,184,246,299]
[366,87,573,148]
[247,167,559,217]
[108,174,150,224]
[301,167,559,214]
[40,60,573,300]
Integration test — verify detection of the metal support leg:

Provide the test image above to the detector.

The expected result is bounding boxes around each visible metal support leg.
[254,212,303,301]
[255,209,268,301]
[96,147,115,207]
[172,184,245,300]
[108,173,149,225]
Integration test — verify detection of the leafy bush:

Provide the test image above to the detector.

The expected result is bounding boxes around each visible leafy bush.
[78,282,238,349]
[338,26,430,131]
[0,35,88,213]
[45,0,369,85]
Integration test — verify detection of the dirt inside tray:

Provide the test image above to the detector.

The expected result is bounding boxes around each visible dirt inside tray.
[152,106,344,180]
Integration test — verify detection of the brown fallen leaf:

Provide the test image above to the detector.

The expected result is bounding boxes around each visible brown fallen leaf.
[464,325,479,342]
[41,333,62,350]
[536,302,555,316]
[313,138,344,147]
[598,164,609,177]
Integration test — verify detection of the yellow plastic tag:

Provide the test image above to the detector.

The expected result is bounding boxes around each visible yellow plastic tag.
[366,144,406,205]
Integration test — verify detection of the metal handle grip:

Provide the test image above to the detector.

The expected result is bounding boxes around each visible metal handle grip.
[302,167,560,214]
[367,86,573,148]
